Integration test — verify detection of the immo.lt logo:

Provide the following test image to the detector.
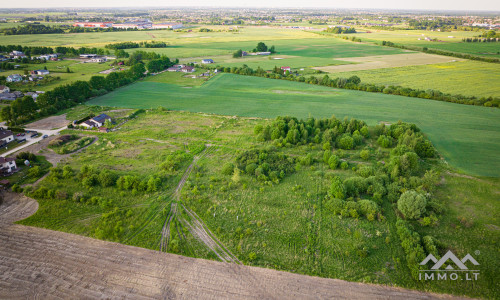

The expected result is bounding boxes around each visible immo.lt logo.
[419,250,480,281]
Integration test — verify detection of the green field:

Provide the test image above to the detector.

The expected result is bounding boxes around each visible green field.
[350,29,500,58]
[18,109,500,299]
[332,60,500,98]
[87,73,500,177]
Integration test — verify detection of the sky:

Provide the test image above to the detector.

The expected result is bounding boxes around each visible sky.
[2,0,499,11]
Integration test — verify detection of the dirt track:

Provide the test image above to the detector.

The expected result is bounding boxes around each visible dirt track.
[0,193,462,299]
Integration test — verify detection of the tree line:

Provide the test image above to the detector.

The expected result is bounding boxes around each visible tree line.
[381,40,500,64]
[211,64,499,108]
[105,41,168,50]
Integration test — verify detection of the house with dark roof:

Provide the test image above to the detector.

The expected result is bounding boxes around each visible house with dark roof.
[0,85,9,93]
[181,66,196,73]
[201,59,214,64]
[81,114,112,128]
[0,128,14,144]
[0,157,17,174]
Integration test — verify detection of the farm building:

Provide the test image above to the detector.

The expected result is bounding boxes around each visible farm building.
[112,22,152,29]
[80,54,98,59]
[73,22,112,28]
[152,23,183,29]
[90,57,107,63]
[0,157,17,174]
[37,54,58,60]
[202,59,214,64]
[6,74,22,82]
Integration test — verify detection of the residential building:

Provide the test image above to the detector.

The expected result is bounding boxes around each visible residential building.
[0,128,14,143]
[6,74,22,82]
[91,57,107,63]
[33,70,50,75]
[0,85,9,93]
[81,113,112,128]
[0,157,17,174]
[181,66,196,73]
[201,59,214,64]
[281,66,291,73]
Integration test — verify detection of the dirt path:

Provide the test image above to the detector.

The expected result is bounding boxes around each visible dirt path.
[158,146,240,264]
[0,192,462,299]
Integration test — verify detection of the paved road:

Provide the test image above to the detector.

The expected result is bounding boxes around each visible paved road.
[0,193,462,300]
[1,126,66,158]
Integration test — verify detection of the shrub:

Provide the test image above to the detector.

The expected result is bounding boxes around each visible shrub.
[329,176,346,199]
[338,134,354,150]
[360,150,370,160]
[397,190,427,219]
[328,155,340,169]
[221,163,235,175]
[377,135,393,148]
[340,161,349,170]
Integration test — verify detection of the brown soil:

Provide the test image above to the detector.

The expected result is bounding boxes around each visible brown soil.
[25,114,68,130]
[313,53,463,73]
[0,192,458,299]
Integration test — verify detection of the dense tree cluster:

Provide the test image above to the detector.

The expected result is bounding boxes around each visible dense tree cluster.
[382,40,500,64]
[146,56,174,73]
[324,26,357,34]
[234,148,296,183]
[213,65,499,107]
[253,115,367,148]
[1,24,64,35]
[105,42,140,50]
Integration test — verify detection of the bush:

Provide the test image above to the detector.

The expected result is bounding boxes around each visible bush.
[360,150,370,160]
[222,163,235,175]
[328,155,339,169]
[340,161,349,170]
[338,134,354,150]
[397,190,427,219]
[329,176,345,199]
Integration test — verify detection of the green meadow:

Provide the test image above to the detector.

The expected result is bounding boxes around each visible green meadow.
[332,60,500,98]
[87,73,500,177]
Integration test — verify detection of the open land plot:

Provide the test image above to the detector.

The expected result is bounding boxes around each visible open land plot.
[312,52,462,72]
[0,193,454,299]
[349,29,500,58]
[87,73,500,177]
[13,110,500,299]
[25,114,68,130]
[333,60,500,98]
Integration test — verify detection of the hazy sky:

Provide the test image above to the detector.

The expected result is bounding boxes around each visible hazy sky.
[2,0,499,11]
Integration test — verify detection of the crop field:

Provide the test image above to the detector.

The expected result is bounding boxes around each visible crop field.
[87,73,500,177]
[350,29,500,58]
[328,60,500,98]
[311,52,460,73]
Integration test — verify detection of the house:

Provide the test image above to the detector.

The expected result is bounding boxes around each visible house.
[6,74,22,82]
[242,51,248,56]
[181,66,196,73]
[37,54,58,60]
[91,57,107,63]
[81,113,112,128]
[10,51,24,58]
[0,93,17,101]
[281,66,291,73]
[0,128,14,143]
[0,85,9,93]
[167,66,180,72]
[0,157,17,174]
[201,59,214,64]
[34,70,50,76]
[80,54,98,59]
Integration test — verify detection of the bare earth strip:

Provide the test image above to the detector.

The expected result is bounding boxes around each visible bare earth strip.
[0,193,463,299]
[313,53,463,73]
[24,114,69,130]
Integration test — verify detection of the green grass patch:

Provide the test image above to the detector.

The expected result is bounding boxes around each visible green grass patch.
[87,73,500,177]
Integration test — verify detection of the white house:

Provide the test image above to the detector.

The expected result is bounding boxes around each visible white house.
[91,57,107,63]
[0,85,10,93]
[0,157,17,174]
[281,66,291,73]
[81,113,112,128]
[201,59,214,64]
[35,70,50,75]
[0,128,14,143]
[6,74,22,82]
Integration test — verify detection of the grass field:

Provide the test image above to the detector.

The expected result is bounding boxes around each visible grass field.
[350,29,500,58]
[87,73,500,177]
[17,110,500,298]
[330,60,500,98]
[0,59,114,91]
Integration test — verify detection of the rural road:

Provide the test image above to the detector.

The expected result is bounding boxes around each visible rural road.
[0,193,462,299]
